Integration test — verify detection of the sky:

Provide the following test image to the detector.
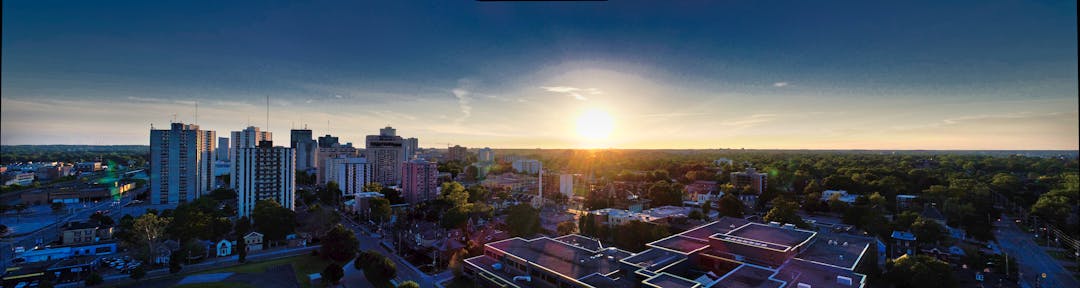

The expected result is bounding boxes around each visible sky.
[2,0,1077,150]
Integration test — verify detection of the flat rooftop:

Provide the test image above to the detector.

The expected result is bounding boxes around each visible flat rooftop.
[650,235,710,254]
[713,264,785,288]
[487,237,629,280]
[679,217,751,241]
[722,223,816,250]
[643,273,701,288]
[621,248,684,272]
[775,259,866,288]
[554,234,604,252]
[796,233,873,269]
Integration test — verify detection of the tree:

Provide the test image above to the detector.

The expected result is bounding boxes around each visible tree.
[51,202,65,213]
[646,181,684,207]
[440,182,469,208]
[363,182,384,193]
[322,181,342,205]
[321,263,345,285]
[235,216,251,263]
[90,212,115,227]
[356,250,397,285]
[803,179,823,195]
[886,254,955,288]
[910,217,945,245]
[252,199,296,246]
[464,165,479,182]
[398,281,421,288]
[208,188,238,202]
[701,199,712,218]
[368,197,392,222]
[129,265,146,282]
[688,210,704,220]
[763,198,808,228]
[85,272,103,286]
[169,248,183,273]
[133,213,170,262]
[322,224,360,262]
[557,221,577,236]
[506,204,541,237]
[0,224,8,237]
[804,192,824,213]
[717,193,745,218]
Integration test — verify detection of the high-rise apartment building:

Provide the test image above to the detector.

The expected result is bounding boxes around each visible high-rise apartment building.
[477,147,494,163]
[150,123,215,205]
[512,159,542,174]
[405,137,419,160]
[365,127,405,186]
[447,145,468,162]
[317,134,358,185]
[235,141,295,217]
[331,157,372,196]
[216,137,230,162]
[401,159,438,204]
[290,129,318,172]
[731,167,768,206]
[229,126,271,189]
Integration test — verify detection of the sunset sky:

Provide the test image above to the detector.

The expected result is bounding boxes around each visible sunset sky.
[2,0,1077,149]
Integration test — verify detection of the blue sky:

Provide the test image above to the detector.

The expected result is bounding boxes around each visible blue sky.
[2,0,1077,149]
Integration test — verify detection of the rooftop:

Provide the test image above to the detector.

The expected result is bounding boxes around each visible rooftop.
[891,231,916,241]
[679,217,751,241]
[775,259,866,288]
[721,223,816,251]
[713,264,785,288]
[649,235,710,254]
[796,233,873,269]
[554,234,604,252]
[487,237,630,281]
[643,273,701,288]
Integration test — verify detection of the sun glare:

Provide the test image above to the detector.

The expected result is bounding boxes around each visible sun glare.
[576,108,615,145]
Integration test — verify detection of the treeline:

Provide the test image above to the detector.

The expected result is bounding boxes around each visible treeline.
[1,145,148,166]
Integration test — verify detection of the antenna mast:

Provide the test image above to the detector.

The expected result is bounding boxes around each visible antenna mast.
[266,95,270,131]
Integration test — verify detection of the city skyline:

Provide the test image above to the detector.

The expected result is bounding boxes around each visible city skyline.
[3,1,1078,150]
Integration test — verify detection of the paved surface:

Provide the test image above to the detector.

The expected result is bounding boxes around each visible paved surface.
[176,273,234,285]
[995,214,1078,288]
[341,211,434,287]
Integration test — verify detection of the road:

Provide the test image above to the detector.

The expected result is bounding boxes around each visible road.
[339,212,435,287]
[995,214,1078,288]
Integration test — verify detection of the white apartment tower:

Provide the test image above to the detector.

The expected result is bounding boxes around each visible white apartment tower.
[230,126,272,189]
[235,141,295,217]
[331,157,373,196]
[365,127,405,186]
[150,123,215,205]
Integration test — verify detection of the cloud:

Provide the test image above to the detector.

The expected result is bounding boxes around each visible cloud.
[718,114,778,128]
[452,80,473,124]
[773,82,789,87]
[541,86,601,101]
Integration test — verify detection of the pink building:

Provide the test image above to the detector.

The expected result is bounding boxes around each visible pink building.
[401,159,438,204]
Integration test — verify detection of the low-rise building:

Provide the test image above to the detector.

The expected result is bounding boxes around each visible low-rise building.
[466,217,873,288]
[822,190,859,204]
[244,232,264,251]
[60,222,112,245]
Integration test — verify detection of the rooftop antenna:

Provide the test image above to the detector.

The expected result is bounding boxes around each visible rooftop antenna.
[266,94,270,131]
[194,100,199,125]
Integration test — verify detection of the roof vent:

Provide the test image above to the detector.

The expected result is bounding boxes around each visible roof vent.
[838,275,853,286]
[797,283,812,288]
[769,222,781,227]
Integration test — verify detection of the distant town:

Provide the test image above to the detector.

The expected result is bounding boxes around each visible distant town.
[1,126,1077,288]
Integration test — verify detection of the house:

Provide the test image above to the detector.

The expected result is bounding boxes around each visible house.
[216,239,234,257]
[286,233,310,248]
[60,221,113,245]
[155,240,181,264]
[822,190,859,204]
[891,231,917,258]
[244,232,264,251]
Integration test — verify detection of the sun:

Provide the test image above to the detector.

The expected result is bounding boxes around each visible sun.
[576,108,615,143]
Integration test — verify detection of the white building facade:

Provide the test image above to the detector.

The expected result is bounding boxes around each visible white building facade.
[235,141,295,217]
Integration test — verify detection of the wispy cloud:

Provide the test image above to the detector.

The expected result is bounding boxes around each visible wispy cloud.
[452,79,473,124]
[773,82,789,87]
[719,114,778,128]
[541,86,601,101]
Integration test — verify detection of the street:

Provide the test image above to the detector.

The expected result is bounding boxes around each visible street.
[995,214,1078,288]
[339,212,437,287]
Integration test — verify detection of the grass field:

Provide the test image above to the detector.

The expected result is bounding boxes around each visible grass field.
[196,254,333,288]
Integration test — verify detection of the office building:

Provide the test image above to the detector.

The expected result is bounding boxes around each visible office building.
[235,141,295,217]
[366,127,405,185]
[447,145,468,162]
[465,217,872,288]
[150,123,215,205]
[331,157,372,196]
[512,159,542,174]
[290,129,318,172]
[216,137,230,162]
[477,147,494,163]
[318,134,340,148]
[401,159,438,204]
[559,173,574,198]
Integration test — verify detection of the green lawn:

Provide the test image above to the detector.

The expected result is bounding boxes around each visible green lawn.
[197,254,333,288]
[173,282,257,288]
